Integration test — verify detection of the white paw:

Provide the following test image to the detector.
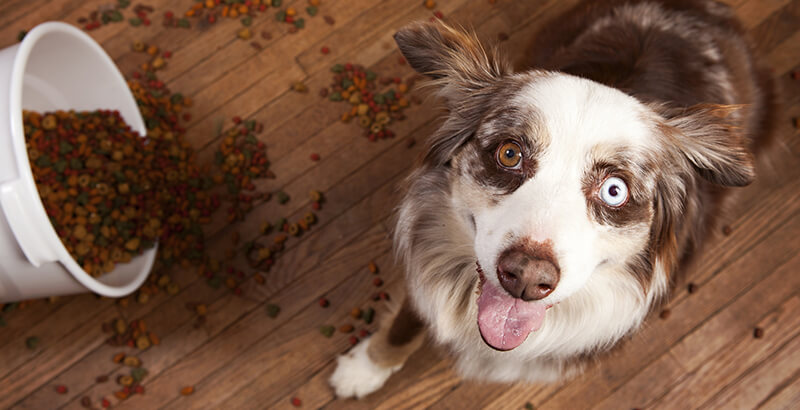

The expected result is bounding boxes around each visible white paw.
[329,337,402,399]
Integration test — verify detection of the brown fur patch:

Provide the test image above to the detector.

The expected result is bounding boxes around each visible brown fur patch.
[367,299,427,369]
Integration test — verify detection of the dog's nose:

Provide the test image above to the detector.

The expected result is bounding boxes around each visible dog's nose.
[496,248,560,301]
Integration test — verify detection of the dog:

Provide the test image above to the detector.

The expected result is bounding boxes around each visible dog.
[330,0,775,398]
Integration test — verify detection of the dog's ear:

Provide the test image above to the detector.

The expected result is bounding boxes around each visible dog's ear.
[662,104,755,187]
[393,21,510,96]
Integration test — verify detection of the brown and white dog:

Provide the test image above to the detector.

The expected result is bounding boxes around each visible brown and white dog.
[330,0,775,398]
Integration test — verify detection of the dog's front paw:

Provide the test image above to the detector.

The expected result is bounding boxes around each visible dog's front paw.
[329,337,401,399]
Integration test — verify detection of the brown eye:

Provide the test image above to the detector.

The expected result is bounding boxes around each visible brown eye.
[496,141,523,169]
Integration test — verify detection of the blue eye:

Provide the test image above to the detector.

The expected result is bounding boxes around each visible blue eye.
[599,177,628,207]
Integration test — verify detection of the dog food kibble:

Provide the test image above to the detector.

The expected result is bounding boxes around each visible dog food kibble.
[131,367,148,382]
[424,0,436,9]
[373,278,384,287]
[753,327,764,338]
[320,325,335,337]
[81,396,92,408]
[25,336,40,349]
[363,308,375,324]
[266,304,281,318]
[687,283,697,294]
[96,375,109,383]
[339,324,354,333]
[318,297,330,308]
[524,402,535,410]
[113,353,126,363]
[181,386,195,395]
[310,153,321,161]
[123,355,141,367]
[291,397,302,407]
[722,225,732,236]
[102,398,111,408]
[368,261,378,274]
[118,375,134,386]
[55,385,68,394]
[348,335,359,346]
[659,309,671,320]
[350,307,362,319]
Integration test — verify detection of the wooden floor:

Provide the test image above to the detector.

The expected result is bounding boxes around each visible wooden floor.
[1,0,799,409]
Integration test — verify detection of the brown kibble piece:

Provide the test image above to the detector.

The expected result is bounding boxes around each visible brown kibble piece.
[368,261,378,274]
[753,327,764,338]
[722,225,732,236]
[339,324,354,333]
[350,307,362,319]
[659,309,671,320]
[687,283,697,294]
[181,386,195,395]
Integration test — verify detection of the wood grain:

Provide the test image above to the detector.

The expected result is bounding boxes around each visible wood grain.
[0,0,798,409]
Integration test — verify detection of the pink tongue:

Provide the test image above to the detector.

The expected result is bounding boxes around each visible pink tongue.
[477,279,546,351]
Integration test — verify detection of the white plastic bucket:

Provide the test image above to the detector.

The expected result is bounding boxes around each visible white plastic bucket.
[0,22,156,303]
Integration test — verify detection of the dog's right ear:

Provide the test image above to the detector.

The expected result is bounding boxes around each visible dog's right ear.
[394,21,510,99]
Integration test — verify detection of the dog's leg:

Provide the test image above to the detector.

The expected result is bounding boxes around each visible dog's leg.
[329,298,426,398]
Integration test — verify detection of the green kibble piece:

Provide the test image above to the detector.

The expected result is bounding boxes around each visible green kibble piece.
[306,6,318,16]
[320,325,334,338]
[178,18,191,28]
[59,141,74,153]
[275,217,286,229]
[294,18,305,29]
[271,0,282,6]
[53,160,67,173]
[25,336,40,350]
[275,10,286,21]
[341,79,353,89]
[328,92,342,102]
[131,367,148,382]
[365,71,377,81]
[110,10,123,22]
[374,94,385,105]
[170,93,184,105]
[363,307,375,324]
[128,17,142,26]
[524,402,534,410]
[17,30,27,42]
[331,64,344,73]
[207,276,222,289]
[276,191,289,204]
[266,304,280,318]
[241,16,252,26]
[118,0,131,8]
[35,156,52,168]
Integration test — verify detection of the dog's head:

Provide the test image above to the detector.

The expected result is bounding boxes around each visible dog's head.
[395,22,754,351]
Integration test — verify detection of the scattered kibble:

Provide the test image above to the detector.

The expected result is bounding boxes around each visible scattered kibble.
[687,283,697,294]
[424,0,436,9]
[319,297,330,308]
[55,385,68,394]
[181,386,195,396]
[339,324,354,333]
[348,335,359,345]
[81,396,92,408]
[368,261,378,274]
[321,46,330,54]
[753,327,764,338]
[25,336,40,350]
[363,308,375,324]
[722,225,732,236]
[373,278,384,287]
[350,307,362,319]
[291,397,302,407]
[310,153,321,161]
[266,304,281,318]
[320,325,335,337]
[324,62,414,141]
[659,309,671,320]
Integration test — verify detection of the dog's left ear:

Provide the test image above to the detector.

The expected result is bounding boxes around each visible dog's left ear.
[662,104,755,187]
[393,21,509,98]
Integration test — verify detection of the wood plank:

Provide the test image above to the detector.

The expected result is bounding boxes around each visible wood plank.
[759,370,800,410]
[702,332,800,408]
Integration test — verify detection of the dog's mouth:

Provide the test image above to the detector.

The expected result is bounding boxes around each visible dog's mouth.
[476,262,550,352]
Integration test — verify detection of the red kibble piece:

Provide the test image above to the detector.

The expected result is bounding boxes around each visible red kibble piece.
[373,278,383,287]
[358,329,369,338]
[379,291,390,300]
[233,116,242,124]
[55,385,68,394]
[165,11,174,19]
[349,335,359,345]
[319,297,329,307]
[312,202,321,210]
[310,153,320,161]
[143,19,151,26]
[791,70,800,80]
[135,385,145,394]
[434,10,444,19]
[321,46,330,54]
[163,51,172,58]
[291,397,302,407]
[183,113,192,121]
[102,398,111,408]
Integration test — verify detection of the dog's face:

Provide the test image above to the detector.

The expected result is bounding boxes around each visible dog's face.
[395,22,754,351]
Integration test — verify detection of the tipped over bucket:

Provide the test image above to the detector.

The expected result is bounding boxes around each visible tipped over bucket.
[0,22,156,303]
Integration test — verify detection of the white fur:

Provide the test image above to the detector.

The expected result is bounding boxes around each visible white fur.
[329,337,402,399]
